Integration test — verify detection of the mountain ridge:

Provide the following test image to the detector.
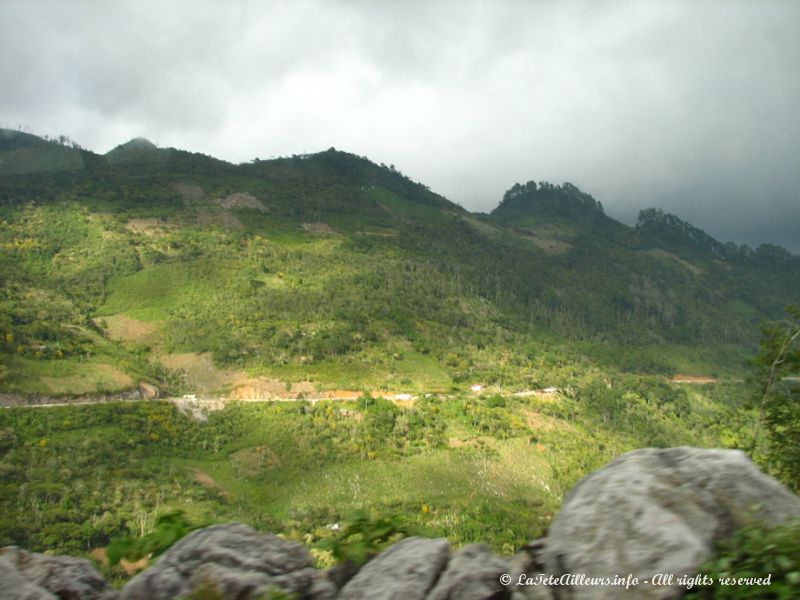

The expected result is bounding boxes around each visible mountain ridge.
[0,127,794,259]
[0,129,797,396]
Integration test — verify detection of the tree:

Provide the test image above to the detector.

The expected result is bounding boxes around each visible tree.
[749,306,800,489]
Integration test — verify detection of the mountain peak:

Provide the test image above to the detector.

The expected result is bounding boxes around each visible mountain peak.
[490,180,605,227]
[105,137,166,164]
[112,137,157,151]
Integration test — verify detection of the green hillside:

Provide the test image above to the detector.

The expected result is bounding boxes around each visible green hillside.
[1,130,798,577]
[1,130,797,397]
[0,381,754,563]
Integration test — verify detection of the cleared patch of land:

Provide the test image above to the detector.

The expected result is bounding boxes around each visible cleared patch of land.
[527,236,572,255]
[229,378,317,399]
[643,248,704,275]
[159,352,246,395]
[99,314,159,343]
[185,466,228,495]
[354,229,398,237]
[670,374,718,384]
[42,363,134,394]
[302,222,338,235]
[217,192,266,211]
[125,218,176,236]
[196,209,242,228]
[173,182,205,203]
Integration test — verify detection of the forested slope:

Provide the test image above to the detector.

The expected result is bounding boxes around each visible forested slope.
[1,129,798,396]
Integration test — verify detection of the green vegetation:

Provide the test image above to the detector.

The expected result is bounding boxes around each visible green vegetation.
[687,520,800,598]
[749,306,800,490]
[107,510,198,566]
[1,130,798,399]
[0,373,755,569]
[0,129,797,589]
[317,509,428,566]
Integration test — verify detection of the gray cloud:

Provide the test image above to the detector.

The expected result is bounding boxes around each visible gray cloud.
[2,0,798,251]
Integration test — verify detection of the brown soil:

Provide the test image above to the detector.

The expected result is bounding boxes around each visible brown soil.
[159,352,246,395]
[121,557,149,576]
[187,467,217,488]
[217,192,266,211]
[302,222,338,235]
[525,411,560,432]
[528,236,572,255]
[95,364,135,386]
[196,210,242,228]
[229,378,317,399]
[173,182,205,203]
[99,314,158,343]
[325,389,362,399]
[186,466,231,500]
[125,218,175,236]
[391,398,416,409]
[447,436,486,449]
[354,230,398,237]
[89,547,148,576]
[670,375,718,384]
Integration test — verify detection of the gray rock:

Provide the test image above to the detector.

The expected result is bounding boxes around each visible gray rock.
[0,557,57,600]
[308,570,340,600]
[120,523,314,600]
[0,547,116,600]
[507,541,553,600]
[326,560,360,589]
[338,537,450,600]
[538,447,800,599]
[427,543,512,600]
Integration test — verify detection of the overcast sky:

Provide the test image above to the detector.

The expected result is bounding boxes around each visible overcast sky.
[2,0,798,251]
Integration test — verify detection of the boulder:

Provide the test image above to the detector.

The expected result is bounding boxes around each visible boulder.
[536,447,800,599]
[5,446,798,600]
[119,523,317,600]
[0,546,117,600]
[427,543,513,600]
[0,558,57,600]
[338,537,449,600]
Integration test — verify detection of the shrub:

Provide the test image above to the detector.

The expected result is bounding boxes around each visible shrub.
[686,520,800,598]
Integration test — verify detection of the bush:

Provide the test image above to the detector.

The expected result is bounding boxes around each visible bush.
[316,509,428,566]
[686,520,800,598]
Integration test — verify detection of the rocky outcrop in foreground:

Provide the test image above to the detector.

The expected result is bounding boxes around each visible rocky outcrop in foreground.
[516,446,800,599]
[2,447,799,600]
[0,546,117,600]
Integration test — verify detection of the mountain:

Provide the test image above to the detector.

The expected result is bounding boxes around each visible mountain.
[0,128,84,175]
[104,137,168,165]
[0,130,797,396]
